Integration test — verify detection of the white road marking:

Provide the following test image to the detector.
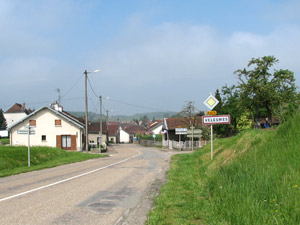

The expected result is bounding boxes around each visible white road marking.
[0,149,141,203]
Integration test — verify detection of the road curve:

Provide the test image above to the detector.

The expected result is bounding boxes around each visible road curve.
[0,144,172,225]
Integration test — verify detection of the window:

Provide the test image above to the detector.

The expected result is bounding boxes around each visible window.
[29,120,36,126]
[42,135,46,141]
[62,135,71,148]
[55,120,62,126]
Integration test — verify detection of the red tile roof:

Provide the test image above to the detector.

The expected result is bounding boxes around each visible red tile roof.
[123,124,147,135]
[165,117,202,130]
[5,103,33,114]
[108,124,119,136]
[88,122,107,134]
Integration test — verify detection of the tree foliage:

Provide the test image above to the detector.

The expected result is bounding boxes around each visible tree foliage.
[214,86,243,137]
[235,56,299,124]
[0,109,7,130]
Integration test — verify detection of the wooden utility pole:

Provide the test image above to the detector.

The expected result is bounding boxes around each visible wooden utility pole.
[106,110,109,145]
[84,70,89,153]
[99,96,102,153]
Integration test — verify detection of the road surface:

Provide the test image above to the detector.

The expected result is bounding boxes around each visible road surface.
[0,144,173,225]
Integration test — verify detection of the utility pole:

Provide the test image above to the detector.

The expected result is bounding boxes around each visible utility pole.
[84,70,89,152]
[99,96,102,153]
[106,110,109,145]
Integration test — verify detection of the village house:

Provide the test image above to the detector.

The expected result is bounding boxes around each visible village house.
[146,120,163,135]
[117,123,147,143]
[4,103,34,128]
[8,104,84,151]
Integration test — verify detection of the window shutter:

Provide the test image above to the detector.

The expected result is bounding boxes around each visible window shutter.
[55,120,62,126]
[29,120,36,126]
[56,135,62,148]
[71,135,77,151]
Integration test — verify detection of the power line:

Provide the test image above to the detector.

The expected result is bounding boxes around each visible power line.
[87,77,99,98]
[106,97,165,111]
[61,74,84,99]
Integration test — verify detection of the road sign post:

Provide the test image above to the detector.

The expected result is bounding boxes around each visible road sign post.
[24,126,35,167]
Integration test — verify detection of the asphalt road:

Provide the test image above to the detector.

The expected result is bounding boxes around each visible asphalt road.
[0,144,173,225]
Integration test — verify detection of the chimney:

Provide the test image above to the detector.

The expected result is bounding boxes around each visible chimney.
[22,103,26,110]
[53,102,63,112]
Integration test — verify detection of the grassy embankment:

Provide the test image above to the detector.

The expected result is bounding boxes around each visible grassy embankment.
[0,138,9,145]
[148,113,300,224]
[0,145,106,177]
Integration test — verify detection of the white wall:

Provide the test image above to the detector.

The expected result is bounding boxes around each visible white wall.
[151,125,163,135]
[119,129,130,143]
[10,109,83,151]
[4,112,27,128]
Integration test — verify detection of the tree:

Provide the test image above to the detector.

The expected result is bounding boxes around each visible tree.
[214,86,243,137]
[235,56,299,124]
[0,109,7,130]
[180,101,200,128]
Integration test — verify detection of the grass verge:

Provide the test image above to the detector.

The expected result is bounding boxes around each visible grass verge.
[0,138,9,145]
[147,113,300,224]
[0,145,107,177]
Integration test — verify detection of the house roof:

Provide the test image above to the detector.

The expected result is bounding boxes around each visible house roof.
[148,120,163,131]
[88,122,107,134]
[5,103,33,114]
[8,106,84,130]
[108,124,119,136]
[164,116,202,130]
[123,124,147,135]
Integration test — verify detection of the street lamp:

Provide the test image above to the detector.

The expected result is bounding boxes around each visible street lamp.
[84,69,100,152]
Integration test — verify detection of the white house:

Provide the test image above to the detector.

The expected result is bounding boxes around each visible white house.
[147,120,163,135]
[8,106,84,151]
[118,127,130,143]
[4,103,33,128]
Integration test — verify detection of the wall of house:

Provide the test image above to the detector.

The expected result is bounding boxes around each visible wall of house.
[4,112,27,128]
[151,125,163,134]
[108,136,116,143]
[119,130,130,143]
[89,133,107,146]
[10,109,83,151]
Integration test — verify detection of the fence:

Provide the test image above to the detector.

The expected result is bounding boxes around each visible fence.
[163,139,208,150]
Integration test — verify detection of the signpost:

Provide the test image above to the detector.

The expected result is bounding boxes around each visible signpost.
[204,93,219,110]
[203,93,231,160]
[24,126,35,167]
[206,111,217,115]
[153,134,156,144]
[202,115,231,125]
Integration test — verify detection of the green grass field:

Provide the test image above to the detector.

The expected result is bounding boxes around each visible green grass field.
[0,138,9,145]
[147,113,300,224]
[0,146,106,177]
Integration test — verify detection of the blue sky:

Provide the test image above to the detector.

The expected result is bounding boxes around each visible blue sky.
[1,0,300,115]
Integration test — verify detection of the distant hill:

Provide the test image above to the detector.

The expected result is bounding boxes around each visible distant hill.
[67,111,178,122]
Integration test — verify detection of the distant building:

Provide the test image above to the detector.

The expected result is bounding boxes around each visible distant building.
[4,103,34,128]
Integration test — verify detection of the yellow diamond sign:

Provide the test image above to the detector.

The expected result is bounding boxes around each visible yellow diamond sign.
[204,94,219,110]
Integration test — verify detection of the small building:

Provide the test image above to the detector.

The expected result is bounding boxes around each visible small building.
[146,120,163,135]
[4,103,34,128]
[9,106,84,151]
[107,123,119,143]
[117,124,147,143]
[88,122,107,147]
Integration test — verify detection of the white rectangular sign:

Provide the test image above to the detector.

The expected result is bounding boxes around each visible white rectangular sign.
[175,128,188,135]
[202,115,231,125]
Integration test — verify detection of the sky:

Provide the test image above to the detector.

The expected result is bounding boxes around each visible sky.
[1,0,300,116]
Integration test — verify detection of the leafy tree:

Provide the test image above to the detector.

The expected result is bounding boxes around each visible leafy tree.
[235,56,299,124]
[0,109,7,130]
[214,86,243,137]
